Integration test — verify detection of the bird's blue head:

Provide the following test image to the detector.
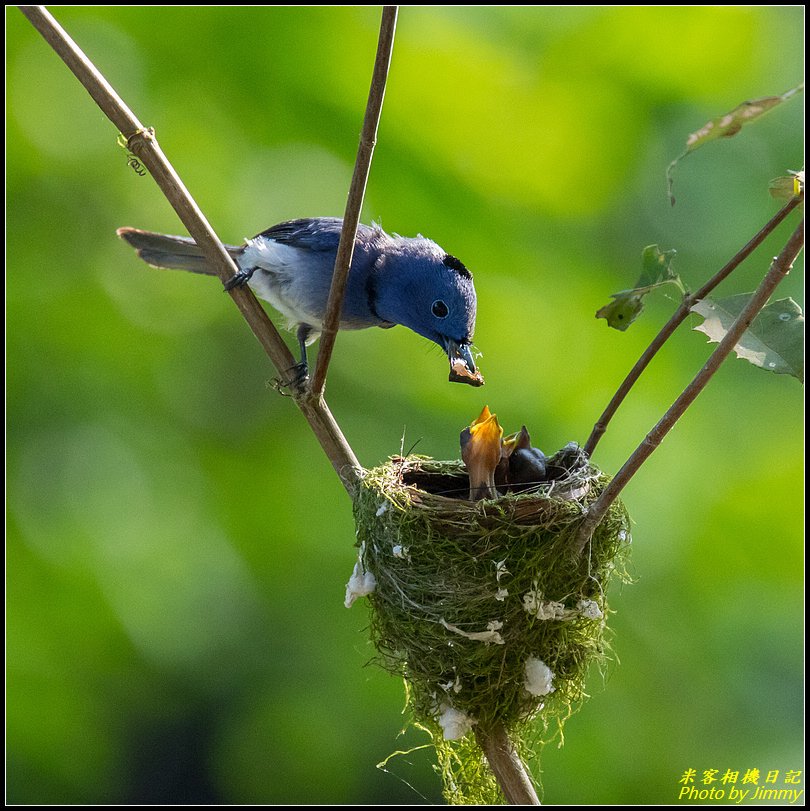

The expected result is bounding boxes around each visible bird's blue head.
[371,236,481,385]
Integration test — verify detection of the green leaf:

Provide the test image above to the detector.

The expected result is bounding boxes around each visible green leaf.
[596,245,684,331]
[769,169,804,200]
[667,83,804,205]
[595,293,645,331]
[637,244,681,289]
[691,295,804,382]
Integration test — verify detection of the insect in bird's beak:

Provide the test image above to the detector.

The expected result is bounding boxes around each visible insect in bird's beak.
[446,339,485,387]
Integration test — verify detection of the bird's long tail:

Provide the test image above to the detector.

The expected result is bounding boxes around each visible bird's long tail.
[116,227,242,275]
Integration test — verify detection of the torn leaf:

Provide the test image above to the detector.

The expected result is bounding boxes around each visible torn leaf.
[596,293,645,331]
[667,83,803,205]
[596,245,684,331]
[691,295,804,383]
[769,169,804,200]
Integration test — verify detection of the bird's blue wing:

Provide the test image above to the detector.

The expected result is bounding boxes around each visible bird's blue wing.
[255,218,383,253]
[254,218,346,252]
[244,218,387,329]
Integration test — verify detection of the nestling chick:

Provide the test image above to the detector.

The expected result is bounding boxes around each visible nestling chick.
[504,425,547,491]
[460,406,503,501]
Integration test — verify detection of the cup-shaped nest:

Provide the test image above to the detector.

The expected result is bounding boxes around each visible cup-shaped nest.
[353,445,631,741]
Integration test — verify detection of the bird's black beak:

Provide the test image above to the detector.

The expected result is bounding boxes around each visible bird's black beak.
[449,339,477,373]
[447,339,485,387]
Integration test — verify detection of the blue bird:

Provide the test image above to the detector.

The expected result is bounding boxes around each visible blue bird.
[117,217,483,386]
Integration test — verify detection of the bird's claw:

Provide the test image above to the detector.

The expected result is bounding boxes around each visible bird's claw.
[267,362,310,397]
[223,267,256,291]
[285,362,310,394]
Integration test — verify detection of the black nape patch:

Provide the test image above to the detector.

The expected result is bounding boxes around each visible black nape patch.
[442,253,472,279]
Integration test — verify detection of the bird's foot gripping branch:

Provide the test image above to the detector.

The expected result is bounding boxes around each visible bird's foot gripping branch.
[347,431,632,804]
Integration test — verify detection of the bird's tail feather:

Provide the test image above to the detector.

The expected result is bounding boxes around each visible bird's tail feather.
[116,227,242,275]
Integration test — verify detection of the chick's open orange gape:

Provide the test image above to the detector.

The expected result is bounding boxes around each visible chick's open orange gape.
[461,407,551,501]
[460,406,503,500]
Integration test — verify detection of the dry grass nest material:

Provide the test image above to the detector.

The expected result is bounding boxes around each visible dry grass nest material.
[353,444,631,744]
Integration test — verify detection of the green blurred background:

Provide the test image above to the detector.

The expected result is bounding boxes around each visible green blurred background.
[7,6,803,804]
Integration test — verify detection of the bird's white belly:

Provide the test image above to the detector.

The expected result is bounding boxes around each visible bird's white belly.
[239,238,321,333]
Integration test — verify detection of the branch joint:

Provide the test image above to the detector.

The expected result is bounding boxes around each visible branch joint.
[124,125,155,153]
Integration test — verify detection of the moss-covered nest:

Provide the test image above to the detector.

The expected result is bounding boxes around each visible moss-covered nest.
[352,444,631,803]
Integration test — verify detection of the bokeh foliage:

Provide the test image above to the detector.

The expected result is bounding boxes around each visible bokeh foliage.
[6,6,803,804]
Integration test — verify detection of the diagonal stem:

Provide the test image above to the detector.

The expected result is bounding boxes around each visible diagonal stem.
[20,4,361,492]
[584,195,803,457]
[309,6,398,398]
[575,218,804,554]
[475,724,541,805]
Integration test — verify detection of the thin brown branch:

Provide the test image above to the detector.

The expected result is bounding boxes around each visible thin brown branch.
[575,218,804,554]
[22,8,544,803]
[309,6,398,397]
[475,724,541,805]
[20,4,361,492]
[584,194,803,457]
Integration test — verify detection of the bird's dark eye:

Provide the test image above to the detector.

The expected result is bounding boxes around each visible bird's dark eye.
[432,299,449,318]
